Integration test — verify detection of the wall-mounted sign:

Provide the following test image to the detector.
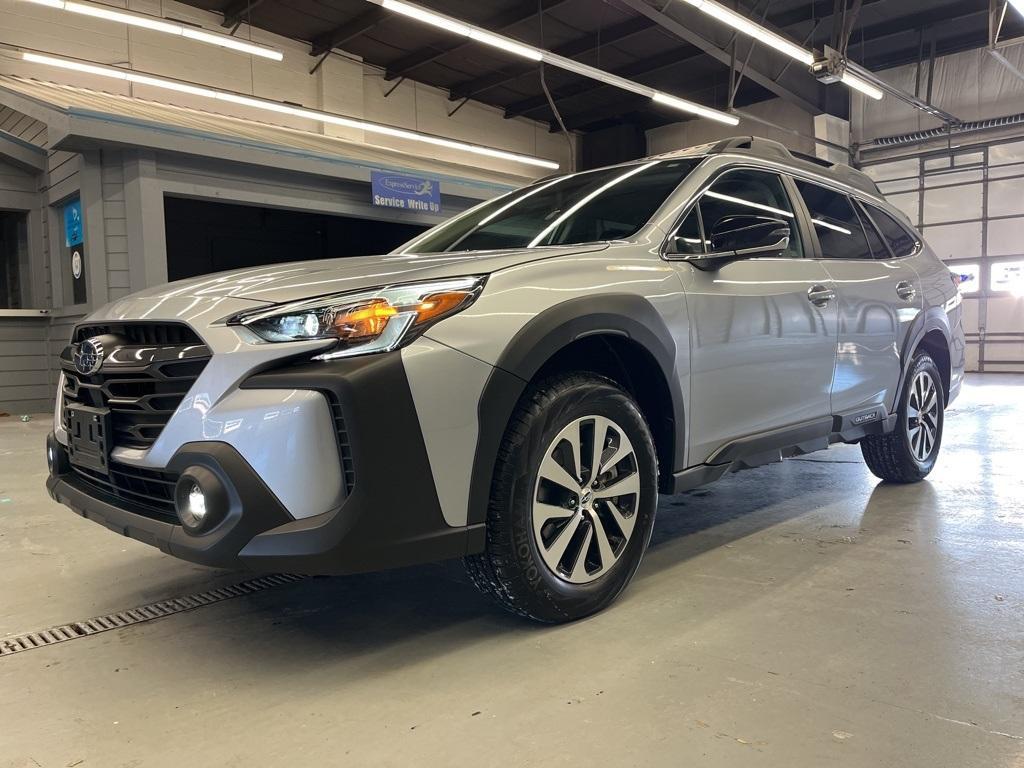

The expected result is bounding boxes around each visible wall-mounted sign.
[64,199,83,247]
[371,171,441,214]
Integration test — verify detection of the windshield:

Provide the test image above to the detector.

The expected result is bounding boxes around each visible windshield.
[401,158,701,253]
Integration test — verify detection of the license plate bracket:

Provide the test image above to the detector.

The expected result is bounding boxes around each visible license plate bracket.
[66,404,112,475]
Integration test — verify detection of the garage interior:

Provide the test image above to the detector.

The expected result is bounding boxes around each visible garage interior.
[1,0,1023,764]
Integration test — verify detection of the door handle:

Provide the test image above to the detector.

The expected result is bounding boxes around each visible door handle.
[807,284,836,307]
[896,281,917,301]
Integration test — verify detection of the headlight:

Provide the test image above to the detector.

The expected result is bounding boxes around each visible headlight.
[232,275,486,360]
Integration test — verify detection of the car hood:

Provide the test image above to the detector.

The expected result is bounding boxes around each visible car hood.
[125,244,610,307]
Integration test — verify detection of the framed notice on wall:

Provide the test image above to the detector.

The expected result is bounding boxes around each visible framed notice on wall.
[62,198,87,306]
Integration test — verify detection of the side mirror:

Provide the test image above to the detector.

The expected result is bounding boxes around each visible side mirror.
[694,215,791,271]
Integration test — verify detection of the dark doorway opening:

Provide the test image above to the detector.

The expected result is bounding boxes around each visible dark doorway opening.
[0,210,28,308]
[164,197,428,282]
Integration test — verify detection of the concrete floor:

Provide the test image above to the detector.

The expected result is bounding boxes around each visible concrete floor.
[1,375,1022,768]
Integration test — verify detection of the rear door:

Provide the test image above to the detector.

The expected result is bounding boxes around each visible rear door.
[793,180,922,418]
[669,167,839,466]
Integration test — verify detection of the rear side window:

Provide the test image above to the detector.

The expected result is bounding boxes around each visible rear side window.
[863,204,919,258]
[794,180,872,260]
[855,205,890,259]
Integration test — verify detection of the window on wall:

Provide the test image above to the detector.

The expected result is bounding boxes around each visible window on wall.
[59,197,87,306]
[0,212,28,309]
[992,260,1024,296]
[953,264,981,294]
[794,181,872,260]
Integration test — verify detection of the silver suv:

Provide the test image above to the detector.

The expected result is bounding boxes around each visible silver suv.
[47,137,966,622]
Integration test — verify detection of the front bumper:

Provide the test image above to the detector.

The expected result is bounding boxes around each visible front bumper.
[47,351,485,574]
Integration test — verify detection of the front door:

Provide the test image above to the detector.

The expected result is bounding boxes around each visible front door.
[670,168,839,466]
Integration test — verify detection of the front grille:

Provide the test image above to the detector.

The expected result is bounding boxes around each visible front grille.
[62,322,211,450]
[70,461,179,523]
[74,322,202,346]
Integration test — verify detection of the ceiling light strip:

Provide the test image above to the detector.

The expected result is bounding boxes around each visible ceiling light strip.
[372,0,738,125]
[20,52,560,169]
[21,0,284,60]
[675,0,884,102]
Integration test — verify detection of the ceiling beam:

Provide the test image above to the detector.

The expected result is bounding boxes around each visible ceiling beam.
[449,16,657,103]
[310,8,388,56]
[612,0,826,115]
[382,0,573,81]
[219,0,268,29]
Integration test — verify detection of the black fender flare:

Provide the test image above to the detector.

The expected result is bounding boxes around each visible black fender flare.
[895,306,952,406]
[467,294,685,526]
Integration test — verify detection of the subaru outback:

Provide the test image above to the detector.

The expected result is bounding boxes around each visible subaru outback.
[46,137,966,622]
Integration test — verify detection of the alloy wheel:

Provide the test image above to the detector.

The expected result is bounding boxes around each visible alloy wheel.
[907,371,940,463]
[532,415,640,584]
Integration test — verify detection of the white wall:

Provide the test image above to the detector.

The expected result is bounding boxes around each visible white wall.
[646,97,818,156]
[853,43,1024,143]
[0,0,574,180]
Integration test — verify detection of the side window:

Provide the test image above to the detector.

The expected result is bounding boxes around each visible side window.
[864,204,919,258]
[697,169,803,258]
[794,181,873,260]
[855,204,889,259]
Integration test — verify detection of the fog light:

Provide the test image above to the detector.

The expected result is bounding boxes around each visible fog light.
[174,466,229,534]
[183,483,207,528]
[46,433,69,475]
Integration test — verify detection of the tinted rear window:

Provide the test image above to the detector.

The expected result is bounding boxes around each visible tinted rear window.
[864,204,919,258]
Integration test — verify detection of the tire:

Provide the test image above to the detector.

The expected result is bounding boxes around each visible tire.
[861,352,945,483]
[465,373,658,623]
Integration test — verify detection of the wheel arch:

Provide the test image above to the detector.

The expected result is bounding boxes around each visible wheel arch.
[467,295,685,526]
[899,307,953,406]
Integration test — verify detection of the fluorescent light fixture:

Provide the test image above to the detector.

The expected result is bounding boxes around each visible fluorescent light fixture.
[652,93,740,125]
[678,0,814,66]
[840,71,884,101]
[471,30,542,61]
[704,190,794,218]
[381,0,542,61]
[22,0,284,60]
[371,0,737,125]
[528,162,657,247]
[21,52,560,169]
[1009,0,1024,18]
[812,218,852,235]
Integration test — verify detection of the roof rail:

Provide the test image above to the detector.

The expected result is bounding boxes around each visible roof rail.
[709,136,881,197]
[709,136,794,163]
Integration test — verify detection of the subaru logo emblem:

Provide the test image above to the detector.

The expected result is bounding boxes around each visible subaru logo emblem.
[74,338,105,376]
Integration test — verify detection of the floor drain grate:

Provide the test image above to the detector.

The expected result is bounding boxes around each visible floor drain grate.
[1,573,307,658]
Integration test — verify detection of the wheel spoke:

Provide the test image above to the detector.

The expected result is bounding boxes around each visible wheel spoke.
[591,511,618,571]
[589,417,610,484]
[593,471,640,499]
[533,501,574,542]
[599,441,633,476]
[539,453,581,494]
[569,523,594,581]
[542,512,582,571]
[603,498,635,539]
[566,419,583,484]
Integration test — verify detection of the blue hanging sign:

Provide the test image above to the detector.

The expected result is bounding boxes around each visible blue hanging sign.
[64,199,83,247]
[371,171,441,214]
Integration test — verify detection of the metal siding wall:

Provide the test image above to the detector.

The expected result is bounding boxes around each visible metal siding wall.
[0,318,51,413]
[864,137,1024,373]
